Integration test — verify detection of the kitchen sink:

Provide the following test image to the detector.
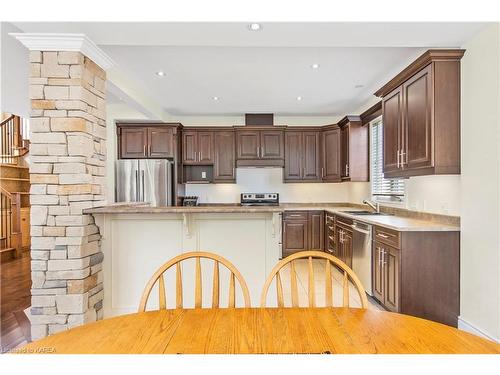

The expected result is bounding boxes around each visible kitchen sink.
[340,210,389,216]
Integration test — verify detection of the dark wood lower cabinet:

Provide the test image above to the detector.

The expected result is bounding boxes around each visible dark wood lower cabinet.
[308,211,324,250]
[372,240,400,313]
[282,219,309,258]
[372,227,459,327]
[334,216,353,268]
[282,210,324,257]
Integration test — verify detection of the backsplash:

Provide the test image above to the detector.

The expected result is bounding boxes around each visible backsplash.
[185,168,351,203]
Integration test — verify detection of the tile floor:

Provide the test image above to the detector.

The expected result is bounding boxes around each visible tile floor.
[275,259,384,311]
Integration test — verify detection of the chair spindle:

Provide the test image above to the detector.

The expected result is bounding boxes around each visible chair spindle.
[176,263,183,308]
[212,261,220,308]
[325,259,333,307]
[290,261,299,307]
[195,257,202,308]
[159,275,166,309]
[308,256,315,307]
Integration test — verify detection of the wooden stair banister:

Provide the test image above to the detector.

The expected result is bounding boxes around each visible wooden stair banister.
[0,186,22,258]
[1,115,29,164]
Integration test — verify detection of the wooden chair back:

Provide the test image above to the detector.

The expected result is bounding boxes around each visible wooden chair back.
[260,250,368,308]
[138,251,251,311]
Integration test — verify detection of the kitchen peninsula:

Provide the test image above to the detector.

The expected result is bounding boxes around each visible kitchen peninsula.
[86,202,460,325]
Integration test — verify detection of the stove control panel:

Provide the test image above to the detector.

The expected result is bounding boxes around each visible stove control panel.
[240,193,279,206]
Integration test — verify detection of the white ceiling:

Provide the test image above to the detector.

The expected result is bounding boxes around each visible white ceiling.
[12,22,488,116]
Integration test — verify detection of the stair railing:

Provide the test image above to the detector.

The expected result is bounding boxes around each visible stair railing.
[1,115,28,164]
[0,186,22,258]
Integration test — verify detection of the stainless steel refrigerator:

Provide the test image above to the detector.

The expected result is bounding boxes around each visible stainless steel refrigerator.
[116,159,173,206]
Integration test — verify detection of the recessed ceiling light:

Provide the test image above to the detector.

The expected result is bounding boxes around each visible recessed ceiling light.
[354,84,364,89]
[248,23,262,31]
[296,96,303,101]
[311,63,320,69]
[156,71,165,77]
[213,96,219,101]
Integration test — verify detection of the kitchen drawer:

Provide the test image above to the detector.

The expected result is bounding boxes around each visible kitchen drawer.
[283,211,308,221]
[373,226,401,249]
[335,215,353,229]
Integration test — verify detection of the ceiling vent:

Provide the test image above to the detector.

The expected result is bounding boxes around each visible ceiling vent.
[245,113,274,126]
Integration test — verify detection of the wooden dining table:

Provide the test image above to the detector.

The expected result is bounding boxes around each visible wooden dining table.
[14,307,500,354]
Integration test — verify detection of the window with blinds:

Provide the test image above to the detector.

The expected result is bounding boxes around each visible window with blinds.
[370,119,405,200]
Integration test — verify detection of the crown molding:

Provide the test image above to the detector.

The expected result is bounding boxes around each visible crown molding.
[9,33,115,71]
[374,49,465,97]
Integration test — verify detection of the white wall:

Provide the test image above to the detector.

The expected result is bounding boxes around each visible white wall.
[459,24,500,341]
[105,101,149,202]
[186,168,350,203]
[0,22,29,117]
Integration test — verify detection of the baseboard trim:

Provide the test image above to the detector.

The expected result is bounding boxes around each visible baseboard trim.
[458,316,500,343]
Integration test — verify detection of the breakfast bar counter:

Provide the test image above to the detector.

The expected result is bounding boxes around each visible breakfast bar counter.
[85,202,460,232]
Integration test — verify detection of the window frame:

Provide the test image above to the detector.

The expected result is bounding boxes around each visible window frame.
[369,116,406,206]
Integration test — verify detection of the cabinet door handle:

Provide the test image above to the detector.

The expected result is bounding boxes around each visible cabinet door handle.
[148,145,151,156]
[321,167,324,178]
[261,147,264,158]
[143,145,146,156]
[401,150,407,168]
[397,149,400,168]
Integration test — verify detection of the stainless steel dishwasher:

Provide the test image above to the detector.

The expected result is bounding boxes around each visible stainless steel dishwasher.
[351,220,373,296]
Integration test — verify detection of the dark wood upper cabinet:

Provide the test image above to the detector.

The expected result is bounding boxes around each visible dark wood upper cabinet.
[148,127,174,158]
[213,131,235,182]
[182,131,197,163]
[260,131,284,159]
[403,65,432,171]
[198,131,214,164]
[118,125,176,159]
[284,132,302,180]
[322,127,341,182]
[236,130,261,160]
[284,129,321,182]
[182,130,213,164]
[120,127,148,159]
[340,126,349,178]
[302,132,321,180]
[382,87,403,173]
[337,116,369,182]
[375,49,464,178]
[236,128,284,167]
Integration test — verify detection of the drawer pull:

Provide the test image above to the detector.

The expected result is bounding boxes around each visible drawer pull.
[377,233,390,239]
[328,235,334,241]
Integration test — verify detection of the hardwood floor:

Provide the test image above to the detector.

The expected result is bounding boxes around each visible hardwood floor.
[1,252,31,353]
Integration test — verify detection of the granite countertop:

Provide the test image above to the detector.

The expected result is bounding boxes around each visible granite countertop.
[84,202,460,232]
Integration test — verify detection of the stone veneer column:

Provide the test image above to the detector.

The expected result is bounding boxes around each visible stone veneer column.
[28,50,107,339]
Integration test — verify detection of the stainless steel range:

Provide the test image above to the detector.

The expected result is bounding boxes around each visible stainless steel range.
[240,193,279,206]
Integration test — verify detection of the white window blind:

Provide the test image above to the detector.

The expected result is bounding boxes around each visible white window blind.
[370,119,405,198]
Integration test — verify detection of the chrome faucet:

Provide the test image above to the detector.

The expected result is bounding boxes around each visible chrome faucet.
[363,199,380,213]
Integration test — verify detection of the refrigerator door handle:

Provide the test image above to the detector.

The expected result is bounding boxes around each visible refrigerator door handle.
[135,170,139,201]
[141,170,145,202]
